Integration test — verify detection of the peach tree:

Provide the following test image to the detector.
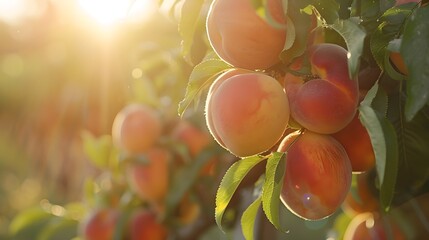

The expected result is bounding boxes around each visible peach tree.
[173,0,429,238]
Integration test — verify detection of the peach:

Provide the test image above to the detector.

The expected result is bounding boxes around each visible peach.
[344,212,406,240]
[206,0,286,70]
[389,51,408,75]
[80,208,119,240]
[278,130,352,220]
[205,72,290,157]
[284,43,359,134]
[126,148,170,204]
[332,113,376,173]
[112,104,162,154]
[129,210,168,240]
[171,120,211,157]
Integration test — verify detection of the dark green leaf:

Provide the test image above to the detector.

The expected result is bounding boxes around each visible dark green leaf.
[37,218,78,240]
[241,196,262,240]
[215,155,266,232]
[330,18,366,79]
[178,54,230,116]
[312,0,340,24]
[378,116,398,211]
[261,152,286,231]
[402,7,429,121]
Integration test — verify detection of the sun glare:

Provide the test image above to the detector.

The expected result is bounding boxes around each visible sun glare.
[78,0,132,26]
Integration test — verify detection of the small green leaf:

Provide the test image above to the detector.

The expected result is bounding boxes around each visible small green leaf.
[178,54,230,116]
[241,196,262,240]
[402,6,429,121]
[330,18,366,79]
[261,152,286,232]
[178,0,205,64]
[312,0,340,24]
[81,131,113,169]
[215,155,266,232]
[37,217,78,240]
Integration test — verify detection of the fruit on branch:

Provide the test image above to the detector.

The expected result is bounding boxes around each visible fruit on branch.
[112,104,162,155]
[80,208,119,240]
[126,148,170,204]
[278,130,352,220]
[205,71,290,157]
[344,212,406,240]
[129,210,168,240]
[206,0,286,70]
[342,172,379,216]
[389,51,408,75]
[284,43,359,134]
[176,194,201,225]
[332,113,375,173]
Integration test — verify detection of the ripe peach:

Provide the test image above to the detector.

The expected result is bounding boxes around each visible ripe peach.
[284,43,359,134]
[126,148,170,204]
[80,208,119,240]
[206,72,290,157]
[112,104,162,155]
[344,212,406,240]
[278,130,352,220]
[206,0,286,70]
[342,172,379,216]
[389,51,408,75]
[129,210,168,240]
[332,113,375,173]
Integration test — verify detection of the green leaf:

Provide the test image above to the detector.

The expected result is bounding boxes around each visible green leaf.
[402,6,429,121]
[178,0,205,64]
[280,0,312,65]
[378,116,398,211]
[215,155,266,232]
[261,152,286,232]
[312,0,340,24]
[165,149,216,218]
[37,218,78,240]
[329,18,366,79]
[359,83,398,211]
[178,54,230,116]
[81,131,113,169]
[9,208,52,236]
[241,196,262,240]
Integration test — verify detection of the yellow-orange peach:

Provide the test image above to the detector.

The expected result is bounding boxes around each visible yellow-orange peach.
[278,130,352,220]
[171,120,211,157]
[332,113,375,173]
[112,104,162,154]
[80,208,119,240]
[129,210,168,240]
[284,43,359,134]
[126,148,170,203]
[206,72,290,157]
[206,0,286,70]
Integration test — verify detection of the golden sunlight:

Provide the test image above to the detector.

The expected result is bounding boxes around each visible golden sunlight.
[77,0,132,26]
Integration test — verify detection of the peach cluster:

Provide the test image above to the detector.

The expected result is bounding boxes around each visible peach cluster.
[206,0,377,220]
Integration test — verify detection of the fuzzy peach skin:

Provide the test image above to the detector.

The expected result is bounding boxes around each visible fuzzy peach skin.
[278,130,352,220]
[129,210,168,240]
[332,113,375,173]
[206,0,286,70]
[126,148,170,204]
[205,71,290,157]
[112,104,162,155]
[284,43,359,134]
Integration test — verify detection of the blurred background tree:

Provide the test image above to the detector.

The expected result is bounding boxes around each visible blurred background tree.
[0,0,193,238]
